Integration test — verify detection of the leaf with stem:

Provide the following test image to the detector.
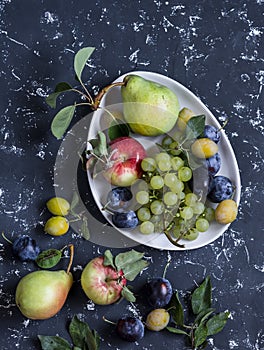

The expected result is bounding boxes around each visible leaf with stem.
[51,105,76,139]
[38,335,72,350]
[166,327,189,336]
[35,249,62,269]
[191,276,212,315]
[194,322,208,348]
[69,315,100,350]
[46,82,73,108]
[103,250,115,269]
[206,311,230,336]
[121,285,136,302]
[169,291,184,327]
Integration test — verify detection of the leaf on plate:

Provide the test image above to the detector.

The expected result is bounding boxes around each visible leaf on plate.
[185,115,205,140]
[81,217,90,240]
[121,285,136,302]
[35,249,62,269]
[206,311,230,336]
[51,105,76,139]
[191,276,212,315]
[108,120,130,141]
[103,249,116,269]
[38,335,71,350]
[97,131,108,157]
[70,191,80,215]
[46,82,73,109]
[169,291,184,327]
[74,47,95,82]
[69,315,100,350]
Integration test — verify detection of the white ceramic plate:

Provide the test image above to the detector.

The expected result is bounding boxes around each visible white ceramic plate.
[87,71,241,251]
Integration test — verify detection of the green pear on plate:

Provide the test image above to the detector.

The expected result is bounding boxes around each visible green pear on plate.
[121,75,180,136]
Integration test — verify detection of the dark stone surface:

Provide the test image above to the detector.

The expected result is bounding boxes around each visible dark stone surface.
[1,1,263,349]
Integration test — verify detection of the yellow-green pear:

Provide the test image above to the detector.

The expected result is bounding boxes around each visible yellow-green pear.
[15,270,73,320]
[121,75,180,136]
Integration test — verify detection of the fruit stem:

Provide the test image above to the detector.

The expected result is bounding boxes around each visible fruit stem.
[163,258,171,279]
[102,315,117,326]
[1,232,13,245]
[66,244,74,275]
[92,82,125,110]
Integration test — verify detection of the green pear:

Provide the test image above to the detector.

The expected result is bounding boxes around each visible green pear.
[121,75,180,136]
[15,270,73,320]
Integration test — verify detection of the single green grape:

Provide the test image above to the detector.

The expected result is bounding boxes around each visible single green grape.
[192,201,205,215]
[162,136,173,148]
[171,156,184,171]
[183,228,199,240]
[150,200,165,215]
[178,166,192,182]
[180,206,194,220]
[203,207,215,222]
[157,159,171,172]
[137,207,151,221]
[136,190,149,205]
[141,157,156,172]
[170,179,184,193]
[164,173,177,187]
[150,176,164,190]
[155,152,171,164]
[150,215,161,224]
[196,218,209,232]
[164,192,178,206]
[140,221,155,234]
[185,193,198,206]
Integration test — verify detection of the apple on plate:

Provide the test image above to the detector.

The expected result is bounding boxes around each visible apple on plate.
[81,256,126,305]
[103,136,146,187]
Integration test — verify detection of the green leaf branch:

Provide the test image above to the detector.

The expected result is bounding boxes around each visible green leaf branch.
[167,276,230,349]
[46,47,125,139]
[38,315,100,350]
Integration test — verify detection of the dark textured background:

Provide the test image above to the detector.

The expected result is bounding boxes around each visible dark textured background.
[1,1,264,349]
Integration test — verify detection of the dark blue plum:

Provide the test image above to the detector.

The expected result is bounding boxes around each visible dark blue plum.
[203,125,221,143]
[116,317,144,342]
[112,210,138,228]
[107,187,132,210]
[206,153,221,176]
[12,235,40,261]
[145,277,173,308]
[207,175,233,203]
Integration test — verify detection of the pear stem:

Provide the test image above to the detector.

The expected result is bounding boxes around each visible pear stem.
[92,81,125,110]
[66,244,74,275]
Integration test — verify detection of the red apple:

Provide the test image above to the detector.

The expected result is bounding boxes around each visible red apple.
[81,256,126,305]
[103,136,146,187]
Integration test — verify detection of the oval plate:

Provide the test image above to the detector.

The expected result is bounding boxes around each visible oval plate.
[87,71,241,251]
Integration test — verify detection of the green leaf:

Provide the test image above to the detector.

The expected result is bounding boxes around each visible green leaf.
[115,250,145,271]
[108,120,130,141]
[69,315,99,350]
[206,311,230,336]
[38,335,71,350]
[191,276,212,315]
[185,115,205,140]
[35,249,62,269]
[46,82,72,108]
[51,105,75,139]
[121,285,136,302]
[74,47,95,82]
[194,322,208,348]
[169,291,184,326]
[166,327,189,336]
[97,131,108,156]
[70,191,80,215]
[103,250,115,269]
[122,260,149,281]
[194,308,215,326]
[81,217,90,240]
